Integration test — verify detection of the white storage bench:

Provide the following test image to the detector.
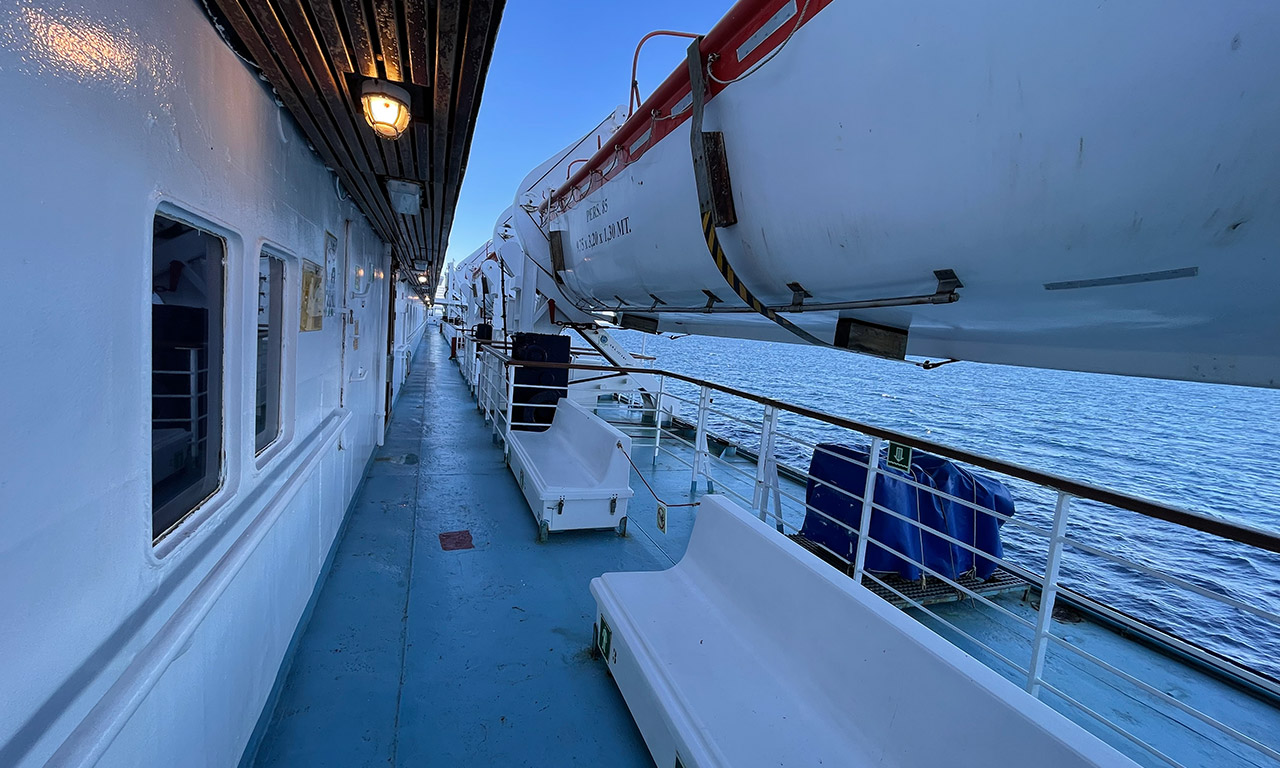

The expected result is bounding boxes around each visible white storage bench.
[507,398,634,541]
[590,496,1133,768]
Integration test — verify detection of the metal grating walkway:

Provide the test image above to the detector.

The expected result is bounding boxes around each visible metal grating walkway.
[789,534,1027,608]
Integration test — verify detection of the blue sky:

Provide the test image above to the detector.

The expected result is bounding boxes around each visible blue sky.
[443,0,730,265]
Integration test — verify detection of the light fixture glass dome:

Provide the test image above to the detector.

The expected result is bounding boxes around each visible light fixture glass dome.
[361,79,411,140]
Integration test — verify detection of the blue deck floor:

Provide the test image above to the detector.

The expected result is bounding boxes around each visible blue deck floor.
[250,332,666,768]
[251,330,1280,768]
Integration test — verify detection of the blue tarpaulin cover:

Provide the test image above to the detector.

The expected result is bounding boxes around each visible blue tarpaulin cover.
[799,443,1015,581]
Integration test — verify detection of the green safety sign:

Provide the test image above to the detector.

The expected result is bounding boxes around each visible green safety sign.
[887,442,913,472]
[597,616,612,660]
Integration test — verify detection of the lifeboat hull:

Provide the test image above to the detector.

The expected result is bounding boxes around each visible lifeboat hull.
[545,0,1280,387]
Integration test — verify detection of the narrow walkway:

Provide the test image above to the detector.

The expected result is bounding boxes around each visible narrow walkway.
[252,331,663,767]
[248,330,1278,768]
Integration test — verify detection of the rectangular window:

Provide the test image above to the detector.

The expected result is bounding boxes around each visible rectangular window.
[152,214,225,541]
[255,254,284,453]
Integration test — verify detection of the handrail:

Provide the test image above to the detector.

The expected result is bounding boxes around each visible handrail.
[628,30,701,117]
[475,343,1280,555]
[468,338,1280,763]
[468,338,604,356]
[565,158,590,180]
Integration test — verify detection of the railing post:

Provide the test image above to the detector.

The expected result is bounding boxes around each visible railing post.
[475,344,485,411]
[752,405,781,529]
[652,375,665,466]
[489,355,498,423]
[467,339,477,392]
[504,362,516,452]
[490,356,498,424]
[484,354,499,442]
[691,385,714,495]
[767,407,783,531]
[851,437,884,583]
[1027,491,1072,697]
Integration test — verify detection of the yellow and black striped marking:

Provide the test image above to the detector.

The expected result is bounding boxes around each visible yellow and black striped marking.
[700,210,828,346]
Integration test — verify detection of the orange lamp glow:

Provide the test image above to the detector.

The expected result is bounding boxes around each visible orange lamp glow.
[360,79,411,140]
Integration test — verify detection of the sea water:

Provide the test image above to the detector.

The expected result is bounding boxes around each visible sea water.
[615,330,1280,680]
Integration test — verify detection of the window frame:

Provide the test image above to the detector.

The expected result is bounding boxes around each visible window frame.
[252,241,298,472]
[253,251,286,455]
[149,204,235,549]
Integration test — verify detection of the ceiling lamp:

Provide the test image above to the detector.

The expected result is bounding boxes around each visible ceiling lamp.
[417,275,428,283]
[361,79,411,139]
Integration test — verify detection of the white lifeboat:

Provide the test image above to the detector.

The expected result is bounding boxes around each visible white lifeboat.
[526,0,1280,388]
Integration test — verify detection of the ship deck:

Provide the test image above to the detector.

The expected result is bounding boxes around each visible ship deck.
[247,331,1280,768]
[246,330,663,767]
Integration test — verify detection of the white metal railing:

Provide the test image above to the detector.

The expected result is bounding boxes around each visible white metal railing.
[472,342,663,450]
[455,336,1280,768]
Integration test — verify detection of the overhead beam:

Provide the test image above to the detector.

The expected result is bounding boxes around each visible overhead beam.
[205,0,505,285]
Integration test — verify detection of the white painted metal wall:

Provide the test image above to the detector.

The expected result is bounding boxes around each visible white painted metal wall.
[392,285,429,406]
[0,2,397,765]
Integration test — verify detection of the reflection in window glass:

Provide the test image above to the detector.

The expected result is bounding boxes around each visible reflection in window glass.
[151,215,224,541]
[256,255,284,453]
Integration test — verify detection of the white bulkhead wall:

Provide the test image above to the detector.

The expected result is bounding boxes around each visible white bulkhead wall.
[0,1,398,766]
[392,285,430,402]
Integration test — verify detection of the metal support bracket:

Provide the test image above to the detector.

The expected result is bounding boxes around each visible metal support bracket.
[686,40,737,228]
[702,289,723,312]
[787,281,811,309]
[933,268,964,297]
[548,230,566,279]
[700,132,738,227]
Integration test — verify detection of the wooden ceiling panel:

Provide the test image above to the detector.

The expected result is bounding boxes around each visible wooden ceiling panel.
[207,0,505,296]
[310,1,353,74]
[340,0,378,77]
[216,1,393,241]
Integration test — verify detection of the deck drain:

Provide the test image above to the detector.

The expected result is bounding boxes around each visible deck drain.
[438,530,474,551]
